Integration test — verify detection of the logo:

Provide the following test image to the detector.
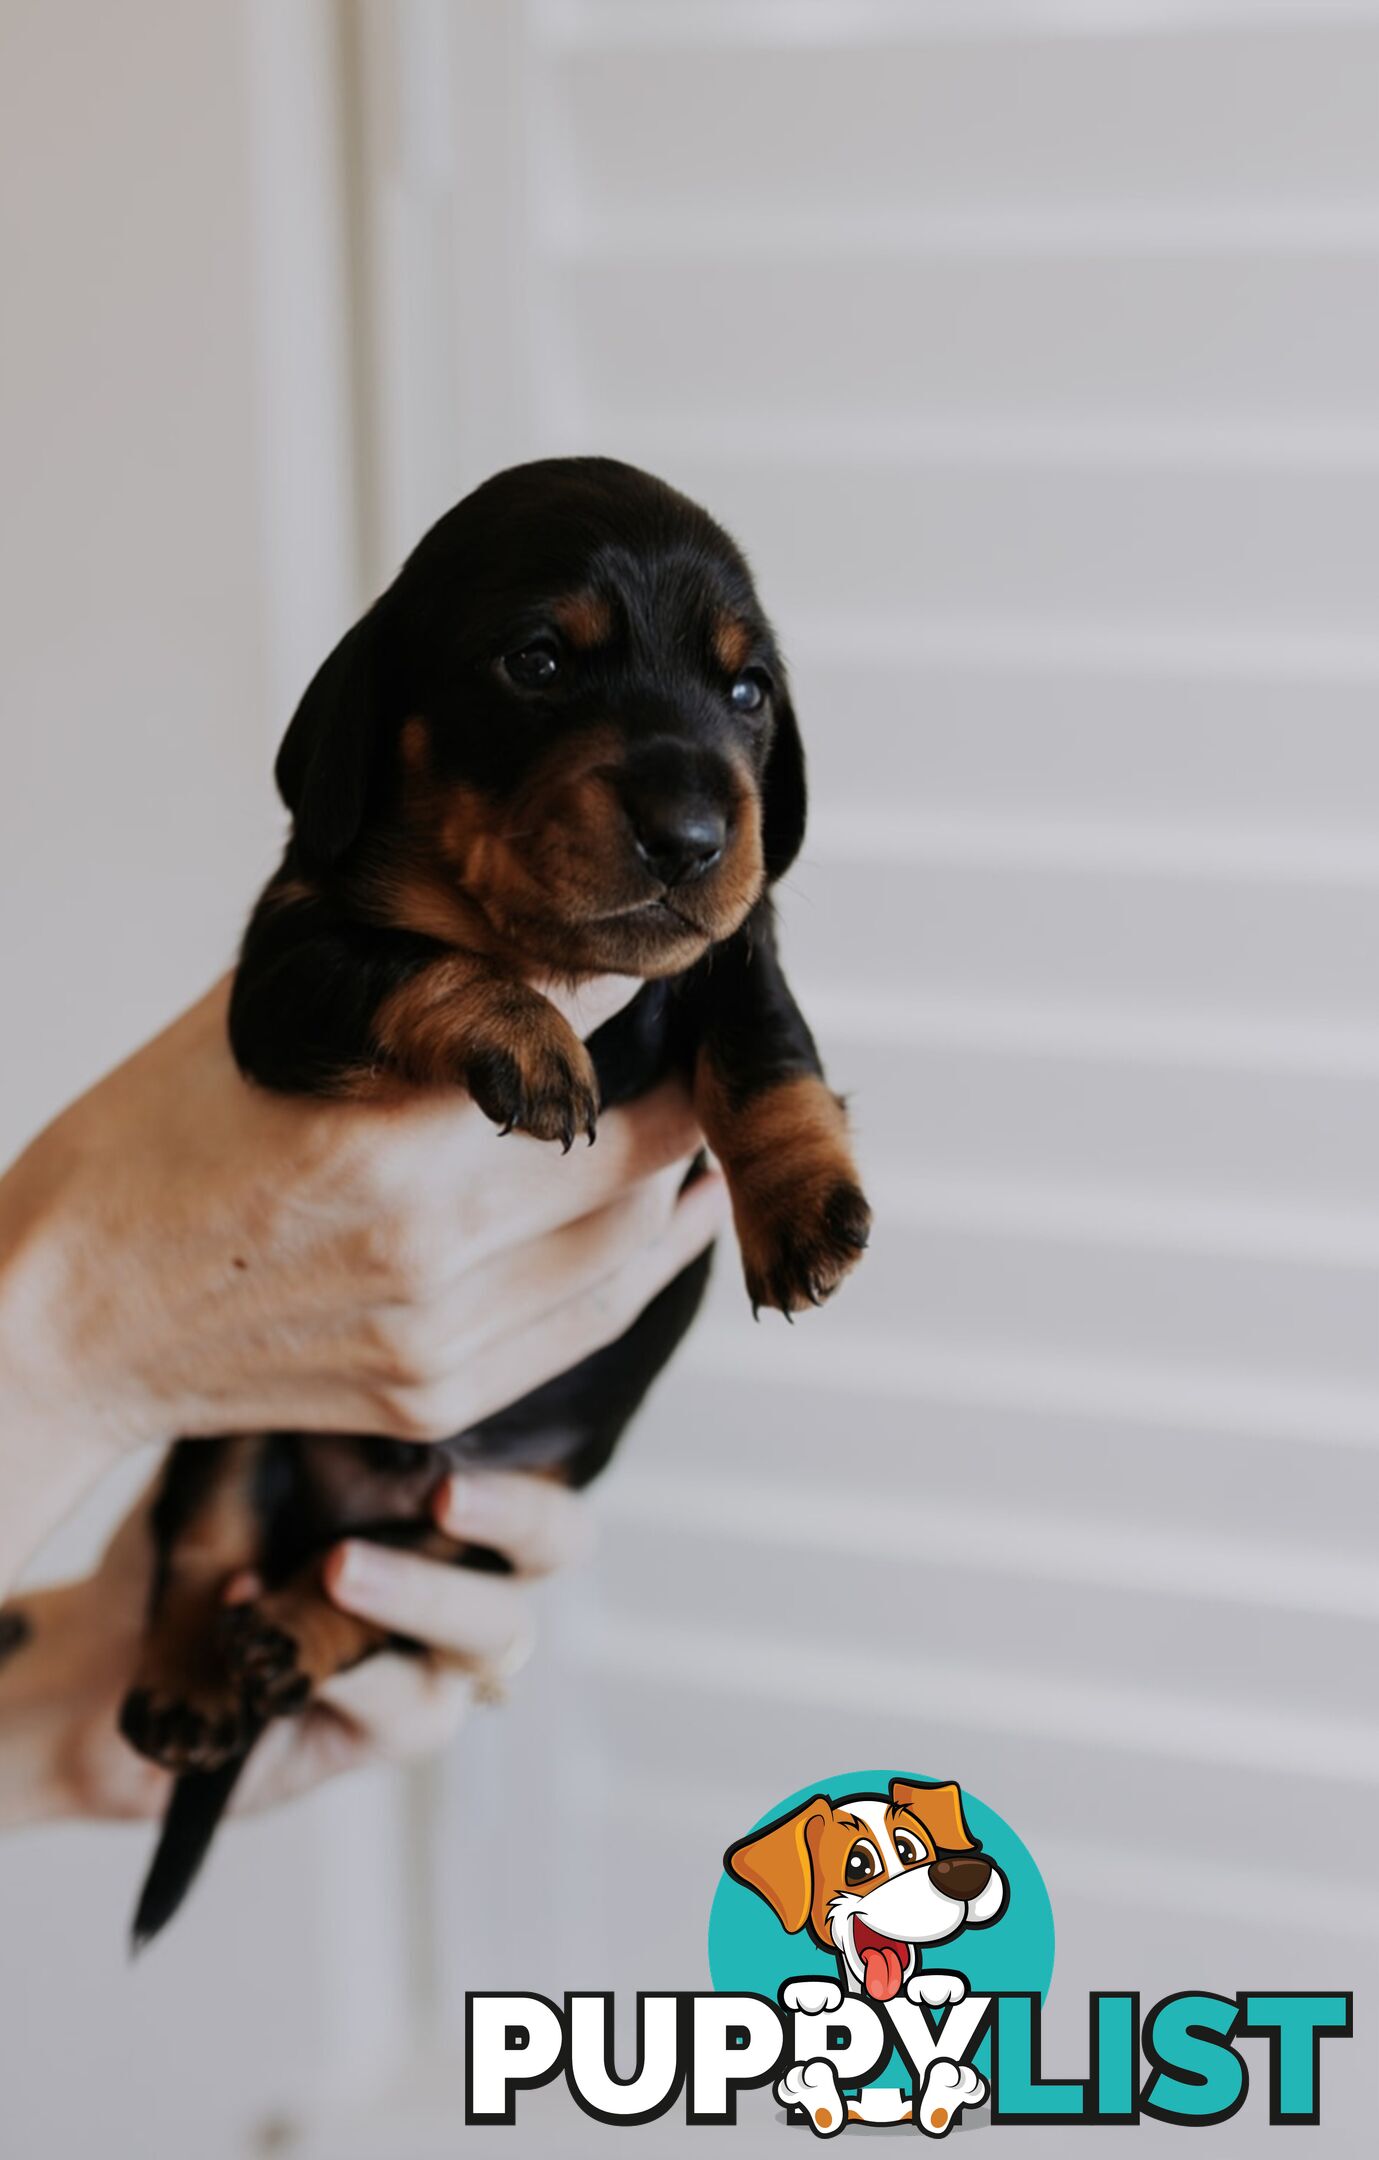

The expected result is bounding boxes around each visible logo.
[464,1766,1352,2134]
[710,1768,1052,2134]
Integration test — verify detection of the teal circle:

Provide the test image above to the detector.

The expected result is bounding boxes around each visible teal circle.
[707,1769,1054,2089]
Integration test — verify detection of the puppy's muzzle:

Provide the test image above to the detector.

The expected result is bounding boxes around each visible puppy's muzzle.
[616,739,738,889]
[929,1853,993,1904]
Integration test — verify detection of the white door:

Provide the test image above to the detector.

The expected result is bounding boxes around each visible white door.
[323,2,1379,2149]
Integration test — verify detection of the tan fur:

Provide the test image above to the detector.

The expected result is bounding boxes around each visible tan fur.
[551,588,614,648]
[370,955,599,1142]
[712,611,754,674]
[125,1435,267,1771]
[364,725,766,979]
[224,1526,469,1711]
[695,1068,869,1313]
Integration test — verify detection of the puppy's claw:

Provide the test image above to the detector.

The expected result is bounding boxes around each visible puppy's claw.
[465,1024,599,1150]
[742,1176,872,1317]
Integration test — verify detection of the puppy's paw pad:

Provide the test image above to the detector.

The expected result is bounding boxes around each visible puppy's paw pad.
[775,2060,846,2138]
[220,1606,312,1718]
[918,2059,985,2137]
[744,1177,872,1316]
[118,1684,246,1772]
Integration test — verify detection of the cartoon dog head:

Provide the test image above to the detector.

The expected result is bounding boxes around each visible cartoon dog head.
[725,1778,1008,2004]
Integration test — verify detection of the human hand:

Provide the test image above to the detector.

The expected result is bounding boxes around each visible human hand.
[0,975,724,1589]
[0,1467,588,1828]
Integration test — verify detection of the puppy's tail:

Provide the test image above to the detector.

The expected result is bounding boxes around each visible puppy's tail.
[130,1732,262,1953]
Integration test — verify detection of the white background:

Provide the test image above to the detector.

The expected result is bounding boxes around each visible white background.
[1,2,1376,2153]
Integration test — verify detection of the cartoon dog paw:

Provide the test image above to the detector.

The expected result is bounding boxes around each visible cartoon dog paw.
[776,2059,846,2138]
[782,1978,845,2017]
[917,2058,986,2137]
[905,1971,968,2009]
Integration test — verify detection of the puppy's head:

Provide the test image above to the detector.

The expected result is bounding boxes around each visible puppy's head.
[277,457,804,978]
[725,1779,1008,2003]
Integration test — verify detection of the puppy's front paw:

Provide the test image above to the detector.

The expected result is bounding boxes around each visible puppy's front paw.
[742,1173,871,1317]
[464,1012,600,1151]
[374,966,600,1148]
[709,1075,870,1317]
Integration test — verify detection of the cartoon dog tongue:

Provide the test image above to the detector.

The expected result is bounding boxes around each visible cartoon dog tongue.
[855,1921,907,2002]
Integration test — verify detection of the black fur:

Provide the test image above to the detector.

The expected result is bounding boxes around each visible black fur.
[128,459,859,1942]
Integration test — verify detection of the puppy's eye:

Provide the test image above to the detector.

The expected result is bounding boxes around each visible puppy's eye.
[502,641,561,689]
[729,670,769,715]
[894,1834,924,1867]
[845,1841,882,1886]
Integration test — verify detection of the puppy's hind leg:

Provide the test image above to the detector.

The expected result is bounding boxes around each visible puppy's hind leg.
[220,1525,468,1719]
[120,1435,266,1774]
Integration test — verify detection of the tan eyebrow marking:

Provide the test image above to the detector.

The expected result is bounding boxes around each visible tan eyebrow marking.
[712,611,754,674]
[551,589,613,648]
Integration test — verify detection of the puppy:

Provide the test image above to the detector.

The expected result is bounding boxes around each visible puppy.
[726,1778,1006,2132]
[120,458,869,1942]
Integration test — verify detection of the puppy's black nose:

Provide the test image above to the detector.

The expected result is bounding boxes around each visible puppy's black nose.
[929,1855,992,1904]
[630,803,727,888]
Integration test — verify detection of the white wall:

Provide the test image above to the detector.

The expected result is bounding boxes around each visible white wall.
[0,9,408,2157]
[324,4,1379,2151]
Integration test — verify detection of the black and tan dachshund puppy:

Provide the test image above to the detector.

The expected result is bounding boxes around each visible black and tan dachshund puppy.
[119,457,870,1941]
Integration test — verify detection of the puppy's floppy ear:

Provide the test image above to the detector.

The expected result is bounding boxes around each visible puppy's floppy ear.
[890,1778,977,1855]
[761,681,807,882]
[276,607,389,865]
[724,1794,830,1934]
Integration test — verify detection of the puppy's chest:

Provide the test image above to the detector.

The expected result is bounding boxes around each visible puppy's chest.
[585,977,694,1107]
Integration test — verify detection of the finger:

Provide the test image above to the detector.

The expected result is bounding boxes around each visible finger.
[352,1075,705,1275]
[433,1470,593,1578]
[380,1166,727,1441]
[314,1652,473,1760]
[375,1157,687,1370]
[461,1077,706,1253]
[324,1540,538,1667]
[232,1708,369,1811]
